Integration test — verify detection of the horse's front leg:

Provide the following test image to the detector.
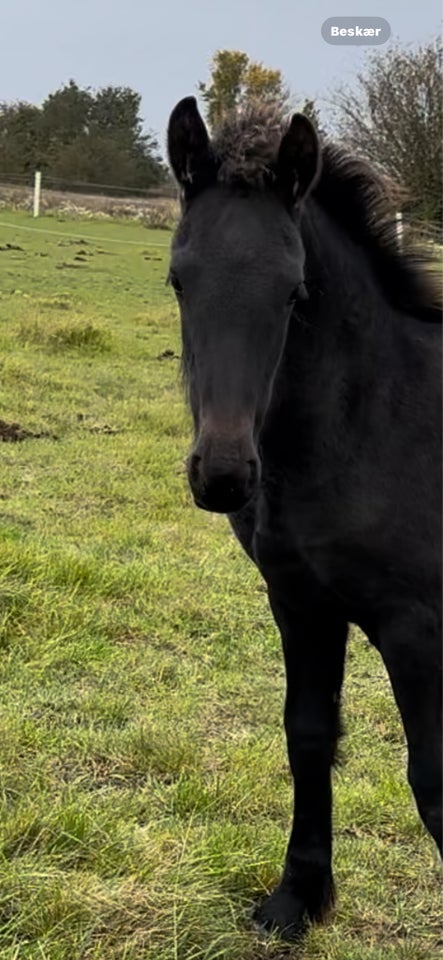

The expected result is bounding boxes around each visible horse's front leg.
[254,587,348,941]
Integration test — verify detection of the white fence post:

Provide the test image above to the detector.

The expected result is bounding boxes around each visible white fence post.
[33,168,42,218]
[395,211,403,250]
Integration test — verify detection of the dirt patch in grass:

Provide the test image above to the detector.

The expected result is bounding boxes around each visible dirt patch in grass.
[157,349,180,360]
[56,261,87,270]
[87,424,120,436]
[0,419,56,442]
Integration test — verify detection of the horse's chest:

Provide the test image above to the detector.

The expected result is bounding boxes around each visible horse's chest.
[252,484,388,613]
[253,484,332,569]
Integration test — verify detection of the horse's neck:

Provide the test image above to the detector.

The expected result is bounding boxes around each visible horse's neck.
[263,202,396,466]
[299,199,396,377]
[301,198,394,340]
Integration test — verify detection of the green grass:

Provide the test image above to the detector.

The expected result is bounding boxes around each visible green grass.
[0,210,440,960]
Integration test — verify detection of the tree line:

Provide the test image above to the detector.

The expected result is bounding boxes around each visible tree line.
[201,43,441,225]
[0,38,441,221]
[0,81,168,191]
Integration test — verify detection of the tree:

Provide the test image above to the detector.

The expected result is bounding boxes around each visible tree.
[88,86,167,186]
[333,39,442,223]
[301,99,321,132]
[243,61,287,106]
[0,102,42,173]
[49,133,137,187]
[49,128,166,189]
[89,86,142,138]
[40,81,93,153]
[0,82,167,190]
[199,50,290,129]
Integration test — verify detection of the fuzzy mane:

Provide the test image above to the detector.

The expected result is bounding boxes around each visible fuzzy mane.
[212,101,286,188]
[211,102,441,322]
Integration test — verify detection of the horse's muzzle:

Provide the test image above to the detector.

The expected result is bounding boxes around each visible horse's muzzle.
[187,426,260,514]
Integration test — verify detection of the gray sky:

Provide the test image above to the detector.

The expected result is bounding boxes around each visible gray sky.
[1,0,440,156]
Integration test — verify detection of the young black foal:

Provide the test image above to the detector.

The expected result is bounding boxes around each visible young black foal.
[167,96,442,942]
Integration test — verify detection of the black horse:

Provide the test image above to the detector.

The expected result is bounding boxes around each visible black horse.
[167,96,442,942]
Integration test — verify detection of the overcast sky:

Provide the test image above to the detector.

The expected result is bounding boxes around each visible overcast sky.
[1,0,440,156]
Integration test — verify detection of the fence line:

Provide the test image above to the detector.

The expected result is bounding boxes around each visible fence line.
[0,218,171,248]
[0,172,440,248]
[0,171,177,200]
[0,173,31,183]
[403,217,442,246]
[1,213,439,257]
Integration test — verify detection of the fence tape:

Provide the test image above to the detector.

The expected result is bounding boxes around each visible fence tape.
[0,219,171,249]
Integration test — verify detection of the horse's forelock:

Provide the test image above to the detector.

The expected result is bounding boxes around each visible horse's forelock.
[211,101,289,189]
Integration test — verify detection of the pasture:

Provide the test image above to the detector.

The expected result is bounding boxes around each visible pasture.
[0,210,440,959]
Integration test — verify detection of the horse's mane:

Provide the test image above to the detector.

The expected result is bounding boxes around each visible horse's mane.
[211,102,442,322]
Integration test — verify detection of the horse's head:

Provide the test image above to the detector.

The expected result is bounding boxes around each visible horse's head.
[167,97,320,514]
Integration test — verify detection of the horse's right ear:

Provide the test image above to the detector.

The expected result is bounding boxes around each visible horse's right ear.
[167,97,216,199]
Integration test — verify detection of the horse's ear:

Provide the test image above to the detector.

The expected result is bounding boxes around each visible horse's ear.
[276,113,321,207]
[167,97,216,199]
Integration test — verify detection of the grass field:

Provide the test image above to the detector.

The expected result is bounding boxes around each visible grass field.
[0,210,440,960]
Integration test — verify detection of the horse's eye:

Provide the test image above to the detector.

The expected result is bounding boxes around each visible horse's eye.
[170,272,184,296]
[288,282,309,305]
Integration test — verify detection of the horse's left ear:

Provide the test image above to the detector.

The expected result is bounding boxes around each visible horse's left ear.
[276,113,321,207]
[167,96,216,200]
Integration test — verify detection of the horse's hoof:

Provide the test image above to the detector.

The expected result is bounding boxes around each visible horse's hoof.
[252,888,308,943]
